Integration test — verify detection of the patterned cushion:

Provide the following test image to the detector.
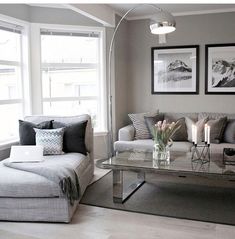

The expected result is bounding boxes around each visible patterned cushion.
[34,128,65,155]
[128,111,159,139]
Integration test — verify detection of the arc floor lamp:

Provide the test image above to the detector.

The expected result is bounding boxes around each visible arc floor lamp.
[108,4,176,157]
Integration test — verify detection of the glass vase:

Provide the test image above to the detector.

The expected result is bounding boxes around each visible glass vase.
[153,143,170,167]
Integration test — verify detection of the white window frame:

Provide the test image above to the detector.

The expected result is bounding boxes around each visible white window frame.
[0,14,31,146]
[31,23,107,133]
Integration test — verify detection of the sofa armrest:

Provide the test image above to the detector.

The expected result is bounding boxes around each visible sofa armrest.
[118,125,135,141]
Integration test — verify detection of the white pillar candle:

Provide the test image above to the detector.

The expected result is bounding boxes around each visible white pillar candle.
[204,124,208,143]
[207,126,210,144]
[195,126,197,145]
[192,125,195,143]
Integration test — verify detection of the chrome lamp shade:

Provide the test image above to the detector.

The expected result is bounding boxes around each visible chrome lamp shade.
[150,11,176,34]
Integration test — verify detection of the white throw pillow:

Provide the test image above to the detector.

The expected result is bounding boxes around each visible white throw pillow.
[185,117,208,143]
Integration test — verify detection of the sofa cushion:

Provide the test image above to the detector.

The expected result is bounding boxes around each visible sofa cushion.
[185,117,208,143]
[223,119,235,143]
[114,140,193,153]
[169,118,188,141]
[24,115,93,154]
[35,128,65,155]
[0,153,90,198]
[19,120,53,145]
[144,114,164,138]
[53,121,88,155]
[206,117,227,144]
[128,111,159,139]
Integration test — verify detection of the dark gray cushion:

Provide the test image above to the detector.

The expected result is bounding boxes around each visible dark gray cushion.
[207,117,227,144]
[223,119,235,143]
[53,120,88,155]
[171,118,188,141]
[19,120,53,145]
[144,114,164,138]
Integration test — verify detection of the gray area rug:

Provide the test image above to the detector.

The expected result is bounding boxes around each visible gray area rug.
[81,171,235,225]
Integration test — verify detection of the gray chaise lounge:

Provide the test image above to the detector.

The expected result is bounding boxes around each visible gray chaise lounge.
[0,114,94,223]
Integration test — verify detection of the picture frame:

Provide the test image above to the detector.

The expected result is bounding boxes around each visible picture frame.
[205,43,235,94]
[151,45,199,94]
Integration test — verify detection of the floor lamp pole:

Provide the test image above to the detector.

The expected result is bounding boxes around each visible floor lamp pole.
[107,4,167,158]
[108,6,137,158]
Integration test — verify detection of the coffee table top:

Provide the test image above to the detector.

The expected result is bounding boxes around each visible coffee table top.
[98,151,235,179]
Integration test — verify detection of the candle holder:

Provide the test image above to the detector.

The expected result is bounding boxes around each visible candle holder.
[191,142,210,164]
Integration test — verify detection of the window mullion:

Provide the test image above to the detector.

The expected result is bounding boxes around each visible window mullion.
[0,99,22,105]
[43,96,97,102]
[0,60,20,66]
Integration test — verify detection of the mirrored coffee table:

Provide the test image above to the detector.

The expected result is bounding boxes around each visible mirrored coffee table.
[96,151,235,203]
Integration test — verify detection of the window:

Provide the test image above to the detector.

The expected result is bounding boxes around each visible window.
[40,28,106,132]
[0,20,26,143]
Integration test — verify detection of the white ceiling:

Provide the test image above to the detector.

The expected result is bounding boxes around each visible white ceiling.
[108,4,235,19]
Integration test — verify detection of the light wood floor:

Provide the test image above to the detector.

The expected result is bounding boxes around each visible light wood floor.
[0,204,235,239]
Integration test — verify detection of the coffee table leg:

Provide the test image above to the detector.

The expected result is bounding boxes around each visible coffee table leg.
[113,170,145,203]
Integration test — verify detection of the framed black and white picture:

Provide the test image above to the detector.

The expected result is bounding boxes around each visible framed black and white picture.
[151,45,199,94]
[205,43,235,94]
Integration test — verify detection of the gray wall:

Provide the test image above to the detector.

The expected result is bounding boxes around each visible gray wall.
[126,12,235,116]
[114,16,129,133]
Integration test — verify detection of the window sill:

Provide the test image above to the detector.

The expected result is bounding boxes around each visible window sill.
[94,131,108,137]
[0,139,19,150]
[0,132,108,150]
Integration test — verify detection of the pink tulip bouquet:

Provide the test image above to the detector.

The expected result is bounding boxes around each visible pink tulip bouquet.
[152,120,181,151]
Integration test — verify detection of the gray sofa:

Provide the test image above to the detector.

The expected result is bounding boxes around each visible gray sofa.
[114,112,235,156]
[0,114,94,223]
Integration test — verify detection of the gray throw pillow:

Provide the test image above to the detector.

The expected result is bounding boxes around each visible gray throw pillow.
[128,110,159,139]
[206,117,227,144]
[171,118,188,141]
[144,114,165,138]
[53,120,88,155]
[34,128,65,155]
[185,117,208,143]
[19,120,53,145]
[223,119,235,143]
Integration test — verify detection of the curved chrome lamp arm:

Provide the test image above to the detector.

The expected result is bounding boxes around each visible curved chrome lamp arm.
[108,4,171,157]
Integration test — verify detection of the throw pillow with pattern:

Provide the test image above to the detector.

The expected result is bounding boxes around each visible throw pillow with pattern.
[34,128,65,155]
[128,111,159,139]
